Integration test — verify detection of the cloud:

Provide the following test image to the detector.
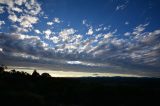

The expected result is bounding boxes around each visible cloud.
[124,32,131,36]
[87,23,160,69]
[110,38,126,47]
[116,5,126,11]
[0,0,159,77]
[59,28,76,36]
[0,0,159,75]
[0,22,159,76]
[47,22,54,26]
[14,0,26,6]
[0,21,5,28]
[115,0,129,11]
[132,23,149,35]
[66,60,110,67]
[59,28,76,41]
[19,15,39,28]
[1,0,41,33]
[0,48,3,52]
[11,7,23,13]
[50,36,60,44]
[10,52,40,60]
[34,29,41,34]
[0,6,4,14]
[43,16,48,19]
[8,14,18,22]
[53,17,61,23]
[86,27,93,35]
[0,0,14,8]
[95,28,102,32]
[43,29,52,38]
[46,17,61,26]
[103,33,112,39]
[24,0,41,15]
[0,32,49,59]
[11,25,29,33]
[138,29,160,44]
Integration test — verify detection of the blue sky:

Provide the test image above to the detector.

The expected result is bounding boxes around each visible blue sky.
[0,0,160,77]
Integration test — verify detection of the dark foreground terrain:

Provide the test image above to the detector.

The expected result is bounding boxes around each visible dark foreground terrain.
[0,69,160,106]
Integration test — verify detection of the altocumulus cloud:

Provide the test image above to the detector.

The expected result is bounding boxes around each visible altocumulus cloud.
[0,0,160,77]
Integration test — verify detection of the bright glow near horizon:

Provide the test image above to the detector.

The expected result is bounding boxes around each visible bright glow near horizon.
[6,66,143,78]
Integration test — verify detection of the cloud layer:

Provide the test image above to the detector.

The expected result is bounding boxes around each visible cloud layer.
[0,0,160,77]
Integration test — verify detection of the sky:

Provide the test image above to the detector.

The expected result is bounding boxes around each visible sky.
[0,0,160,77]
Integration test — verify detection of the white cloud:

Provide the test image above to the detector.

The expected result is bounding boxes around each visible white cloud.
[132,23,149,35]
[1,0,41,31]
[101,25,112,31]
[86,27,93,35]
[11,52,40,60]
[111,38,125,47]
[103,33,112,39]
[50,36,59,44]
[11,7,23,13]
[14,0,26,6]
[44,29,52,37]
[103,29,117,39]
[0,48,3,52]
[139,29,160,43]
[15,34,40,40]
[0,21,5,28]
[59,28,76,36]
[24,0,41,15]
[34,29,41,34]
[66,60,107,67]
[47,22,54,26]
[67,61,82,65]
[0,6,4,14]
[44,16,48,19]
[0,0,14,8]
[53,17,61,23]
[59,28,76,41]
[8,14,18,22]
[124,32,131,36]
[19,15,38,28]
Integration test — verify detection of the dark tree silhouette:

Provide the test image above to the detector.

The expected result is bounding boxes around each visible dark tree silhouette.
[0,66,4,72]
[32,69,40,77]
[0,64,5,72]
[10,69,16,73]
[41,73,51,78]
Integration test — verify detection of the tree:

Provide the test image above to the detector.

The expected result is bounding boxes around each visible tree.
[10,69,16,73]
[41,73,51,78]
[0,64,6,72]
[0,66,4,72]
[32,69,40,77]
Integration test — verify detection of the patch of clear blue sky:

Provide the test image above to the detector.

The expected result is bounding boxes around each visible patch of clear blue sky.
[38,0,160,34]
